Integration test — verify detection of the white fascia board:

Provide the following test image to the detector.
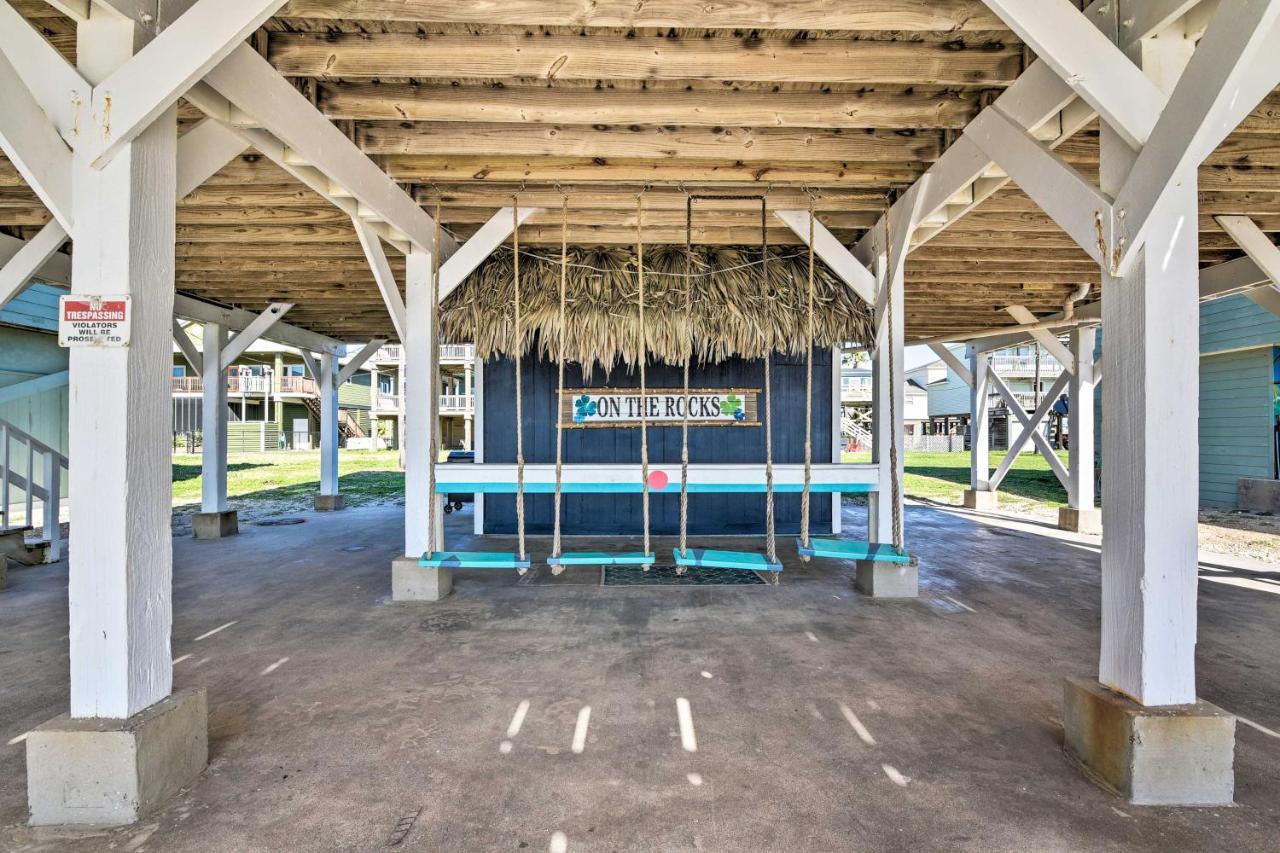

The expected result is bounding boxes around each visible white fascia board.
[203,45,457,257]
[85,0,288,168]
[0,49,74,232]
[439,206,540,301]
[773,210,877,305]
[173,293,345,355]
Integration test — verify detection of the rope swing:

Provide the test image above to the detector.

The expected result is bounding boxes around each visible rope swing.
[637,190,653,564]
[513,198,529,570]
[799,191,817,559]
[551,192,568,566]
[425,200,442,556]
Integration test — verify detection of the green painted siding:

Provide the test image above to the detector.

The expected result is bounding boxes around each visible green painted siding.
[1201,294,1280,356]
[228,422,280,453]
[1199,348,1273,508]
[338,373,371,408]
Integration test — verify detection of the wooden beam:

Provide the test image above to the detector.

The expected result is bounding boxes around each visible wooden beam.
[336,338,387,386]
[319,82,978,130]
[353,217,406,341]
[929,343,973,387]
[1217,214,1280,284]
[0,220,68,309]
[221,302,296,368]
[173,293,345,354]
[357,122,943,164]
[439,206,540,301]
[172,319,203,374]
[269,33,1024,86]
[280,0,1006,30]
[0,48,73,231]
[381,155,926,186]
[0,0,88,143]
[203,45,457,256]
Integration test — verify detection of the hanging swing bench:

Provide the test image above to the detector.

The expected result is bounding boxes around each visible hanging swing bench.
[547,191,657,571]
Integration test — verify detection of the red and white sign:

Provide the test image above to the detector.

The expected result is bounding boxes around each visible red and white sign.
[58,295,132,347]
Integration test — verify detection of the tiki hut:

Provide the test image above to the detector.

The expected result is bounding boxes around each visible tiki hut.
[443,245,875,373]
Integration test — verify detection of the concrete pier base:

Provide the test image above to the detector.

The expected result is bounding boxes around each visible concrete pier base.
[1058,507,1103,535]
[963,489,998,511]
[26,688,208,826]
[392,557,452,601]
[191,510,238,539]
[1062,678,1235,806]
[855,561,918,598]
[313,494,346,512]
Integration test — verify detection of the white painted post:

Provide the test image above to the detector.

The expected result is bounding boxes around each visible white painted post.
[403,248,440,557]
[66,16,176,719]
[868,252,903,545]
[317,352,340,503]
[200,323,228,513]
[463,362,473,450]
[1062,325,1099,532]
[1098,29,1199,707]
[831,344,842,535]
[966,347,994,508]
[473,357,485,535]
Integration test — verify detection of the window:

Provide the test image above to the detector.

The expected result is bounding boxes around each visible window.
[283,364,307,377]
[172,365,185,377]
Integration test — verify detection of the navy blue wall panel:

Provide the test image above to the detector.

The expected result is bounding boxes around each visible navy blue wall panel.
[482,349,834,535]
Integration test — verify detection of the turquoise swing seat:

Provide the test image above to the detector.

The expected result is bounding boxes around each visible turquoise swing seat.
[547,551,656,568]
[672,547,783,573]
[795,539,912,564]
[420,551,531,570]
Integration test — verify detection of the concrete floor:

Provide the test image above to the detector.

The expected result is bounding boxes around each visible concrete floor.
[1,502,1279,852]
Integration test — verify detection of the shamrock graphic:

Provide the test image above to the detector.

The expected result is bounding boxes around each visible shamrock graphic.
[573,394,597,423]
[721,393,746,421]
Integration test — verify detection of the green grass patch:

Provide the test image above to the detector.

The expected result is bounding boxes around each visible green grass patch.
[841,450,1069,510]
[173,450,405,517]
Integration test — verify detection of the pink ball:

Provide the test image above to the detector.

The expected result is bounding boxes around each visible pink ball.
[648,470,670,491]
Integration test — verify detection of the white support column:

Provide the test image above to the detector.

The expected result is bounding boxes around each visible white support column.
[831,345,843,535]
[965,347,996,510]
[29,11,208,829]
[192,322,237,538]
[393,248,449,600]
[463,362,474,450]
[865,252,906,545]
[473,357,485,535]
[1060,326,1101,533]
[314,352,343,511]
[66,16,176,722]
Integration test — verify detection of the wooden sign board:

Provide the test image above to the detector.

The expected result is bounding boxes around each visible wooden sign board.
[559,388,760,428]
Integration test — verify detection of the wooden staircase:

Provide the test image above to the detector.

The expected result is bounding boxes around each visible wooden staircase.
[1,419,68,580]
[300,399,366,443]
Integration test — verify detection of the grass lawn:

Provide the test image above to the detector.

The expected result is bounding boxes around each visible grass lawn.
[172,450,405,521]
[841,450,1069,511]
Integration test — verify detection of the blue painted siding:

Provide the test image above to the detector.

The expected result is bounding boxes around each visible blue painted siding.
[483,349,834,536]
[1201,294,1280,356]
[0,283,63,333]
[1199,348,1273,508]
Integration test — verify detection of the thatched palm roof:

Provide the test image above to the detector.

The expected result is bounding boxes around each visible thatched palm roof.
[442,246,874,370]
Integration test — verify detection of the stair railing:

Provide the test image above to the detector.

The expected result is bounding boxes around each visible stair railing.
[0,418,69,561]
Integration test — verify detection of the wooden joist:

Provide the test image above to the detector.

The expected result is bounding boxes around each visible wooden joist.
[381,155,925,186]
[278,0,1007,31]
[355,122,944,163]
[268,33,1023,86]
[318,82,979,129]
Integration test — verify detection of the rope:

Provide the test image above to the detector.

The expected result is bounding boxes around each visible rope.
[425,200,442,555]
[799,193,816,552]
[678,193,693,568]
[637,191,651,560]
[552,193,568,564]
[761,197,776,566]
[513,199,527,566]
[884,198,904,553]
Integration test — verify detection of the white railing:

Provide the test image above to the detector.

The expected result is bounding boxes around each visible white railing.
[439,394,474,414]
[375,344,402,362]
[377,393,401,411]
[989,355,1066,376]
[0,418,68,561]
[440,344,474,362]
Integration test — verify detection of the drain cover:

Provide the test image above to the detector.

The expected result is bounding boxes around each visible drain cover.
[256,517,306,526]
[604,564,765,586]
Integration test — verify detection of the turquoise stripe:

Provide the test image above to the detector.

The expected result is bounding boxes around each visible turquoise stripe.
[437,482,874,494]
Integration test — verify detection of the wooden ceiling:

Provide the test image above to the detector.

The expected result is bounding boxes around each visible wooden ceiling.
[4,1,1280,342]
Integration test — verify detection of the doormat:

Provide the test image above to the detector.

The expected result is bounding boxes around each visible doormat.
[603,564,766,586]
